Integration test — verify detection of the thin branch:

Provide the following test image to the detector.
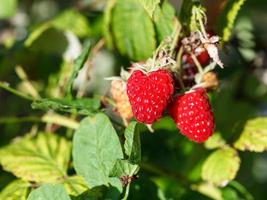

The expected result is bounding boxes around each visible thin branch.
[0,82,35,101]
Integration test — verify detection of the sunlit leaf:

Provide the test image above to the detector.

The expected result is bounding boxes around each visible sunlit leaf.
[0,179,30,200]
[0,133,71,183]
[63,176,88,197]
[217,0,247,42]
[201,147,240,186]
[204,132,226,150]
[234,118,267,152]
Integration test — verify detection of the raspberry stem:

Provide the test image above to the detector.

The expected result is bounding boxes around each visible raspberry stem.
[190,53,204,74]
[170,18,182,56]
[175,47,186,91]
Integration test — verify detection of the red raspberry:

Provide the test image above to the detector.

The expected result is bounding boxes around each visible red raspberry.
[184,51,210,66]
[127,69,174,124]
[169,88,214,143]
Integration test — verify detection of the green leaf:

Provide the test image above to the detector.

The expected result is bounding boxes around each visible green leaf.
[25,10,90,46]
[0,0,17,19]
[234,118,267,152]
[111,0,156,60]
[0,179,30,200]
[73,113,124,189]
[138,0,160,18]
[153,0,176,41]
[0,133,71,183]
[65,42,92,98]
[192,182,222,200]
[201,147,240,186]
[221,181,254,200]
[32,97,100,115]
[103,0,117,49]
[27,184,71,200]
[204,132,226,150]
[179,0,194,33]
[109,159,139,178]
[216,0,247,42]
[63,176,88,197]
[124,121,141,164]
[51,10,90,37]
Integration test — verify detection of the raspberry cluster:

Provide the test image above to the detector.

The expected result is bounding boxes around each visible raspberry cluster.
[110,31,221,143]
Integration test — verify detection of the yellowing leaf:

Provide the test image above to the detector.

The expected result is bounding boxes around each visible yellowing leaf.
[201,147,240,186]
[234,118,267,152]
[217,0,247,42]
[204,132,226,150]
[63,176,88,197]
[0,179,30,200]
[0,133,71,183]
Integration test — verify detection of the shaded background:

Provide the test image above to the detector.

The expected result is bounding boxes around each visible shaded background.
[0,0,267,199]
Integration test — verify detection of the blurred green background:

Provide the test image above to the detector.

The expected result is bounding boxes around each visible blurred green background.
[0,0,267,199]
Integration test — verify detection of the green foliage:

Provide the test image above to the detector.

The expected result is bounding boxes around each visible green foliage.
[221,181,254,200]
[0,133,71,183]
[137,0,160,18]
[0,179,30,200]
[65,42,92,98]
[204,132,226,150]
[217,0,247,42]
[25,10,90,47]
[27,184,71,200]
[63,176,88,196]
[109,160,139,178]
[111,0,156,60]
[153,0,176,41]
[124,121,141,164]
[0,0,17,19]
[32,97,100,115]
[103,0,117,49]
[202,147,240,186]
[51,10,91,37]
[234,118,267,152]
[0,0,265,199]
[72,113,123,189]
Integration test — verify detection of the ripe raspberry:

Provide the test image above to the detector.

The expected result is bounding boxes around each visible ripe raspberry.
[127,69,174,124]
[177,51,211,88]
[184,51,210,66]
[169,88,214,143]
[111,80,133,122]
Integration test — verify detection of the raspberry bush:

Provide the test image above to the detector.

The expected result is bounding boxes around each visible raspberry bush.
[0,0,267,199]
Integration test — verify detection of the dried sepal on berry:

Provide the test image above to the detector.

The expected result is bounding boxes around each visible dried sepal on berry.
[202,72,219,90]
